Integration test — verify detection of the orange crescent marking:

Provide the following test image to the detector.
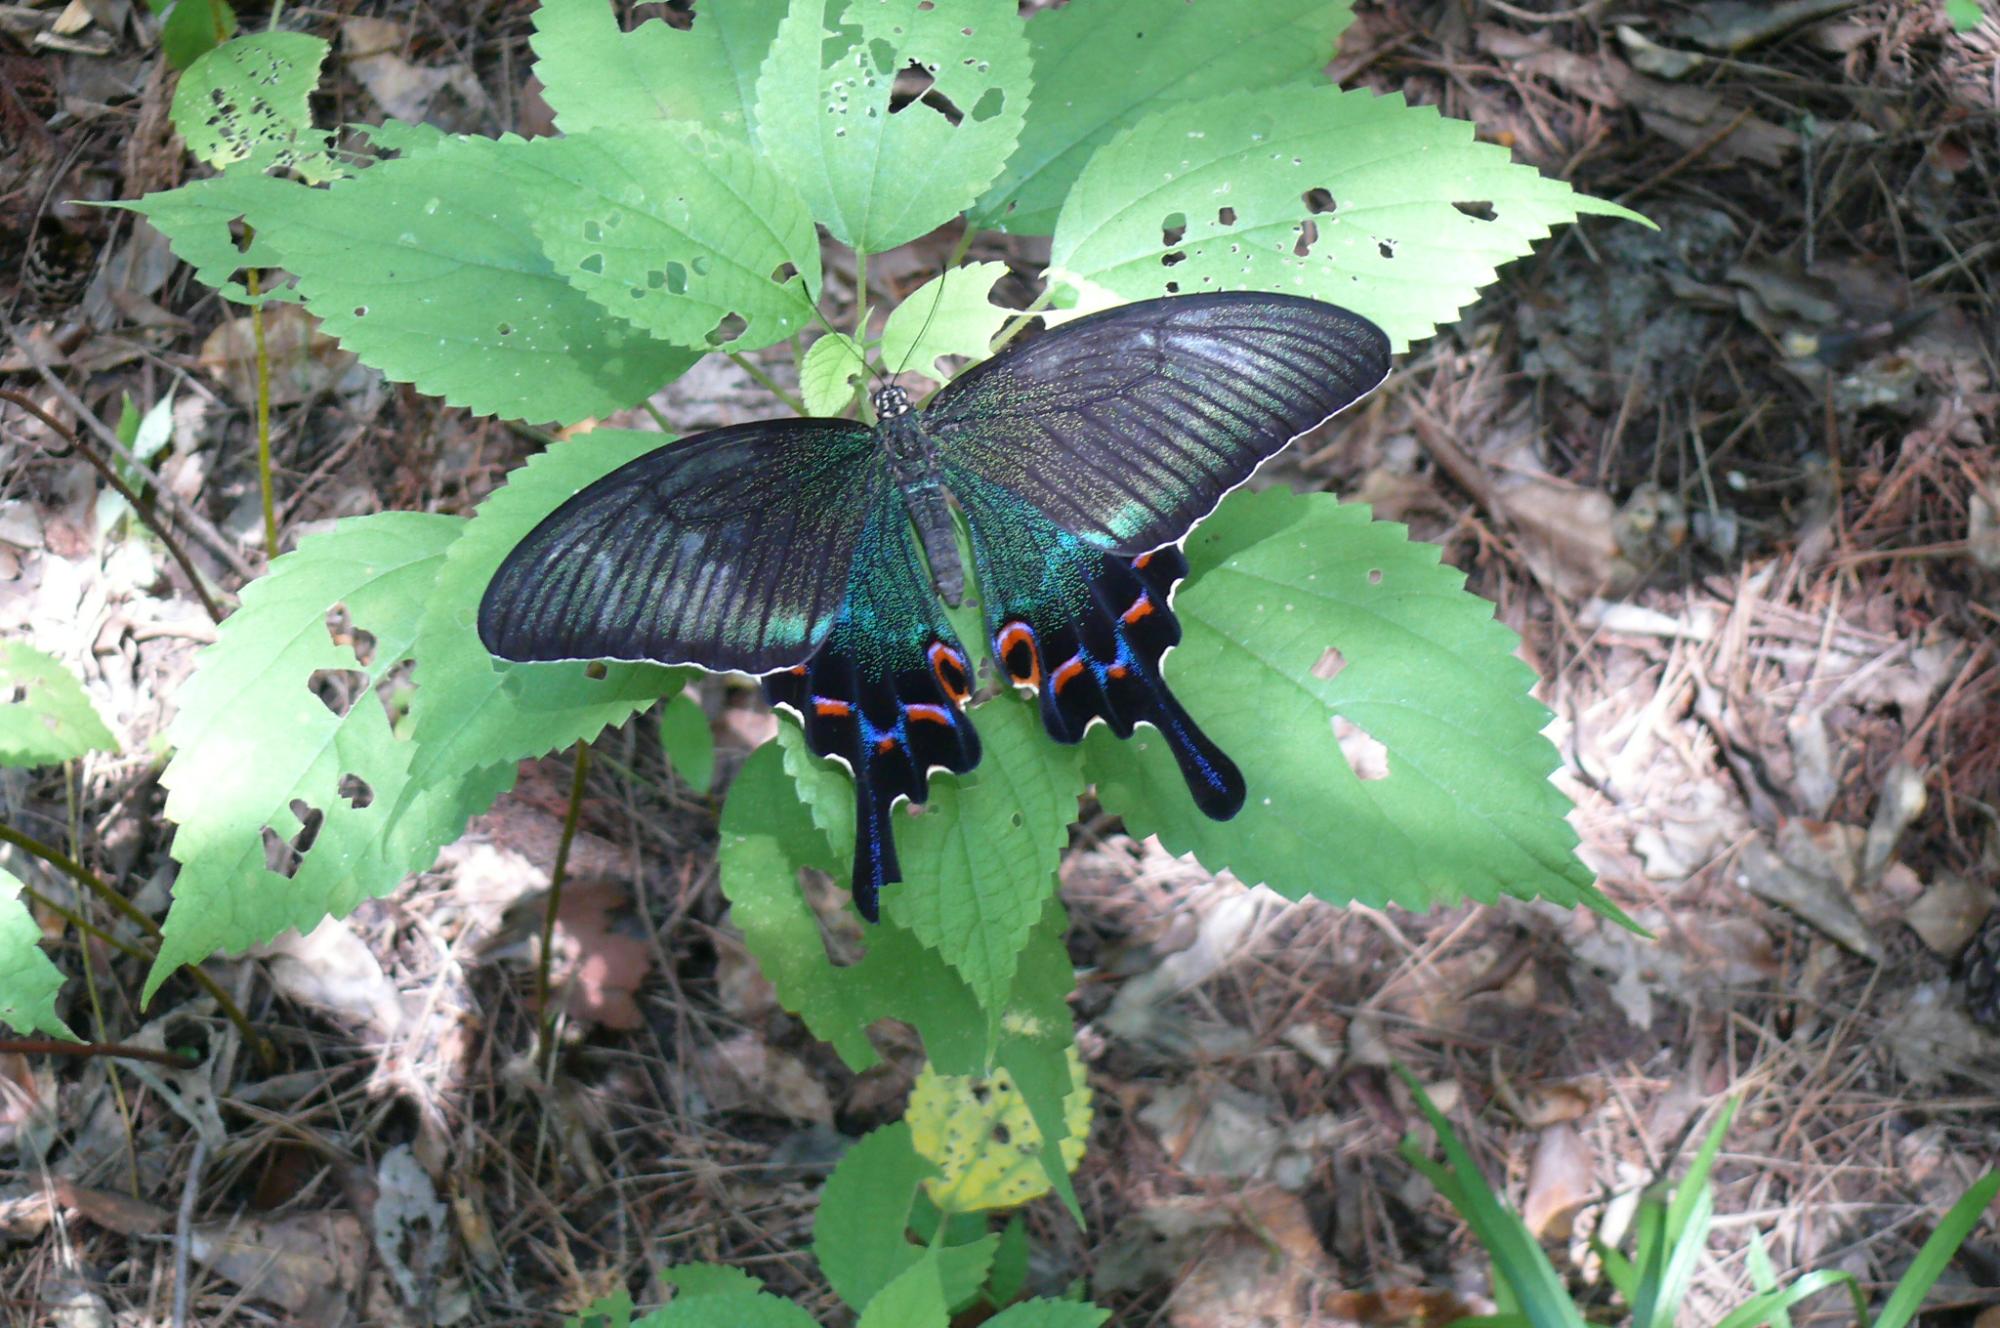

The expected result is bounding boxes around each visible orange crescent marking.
[1134,551,1154,570]
[1107,664,1130,680]
[875,735,898,754]
[813,698,852,718]
[1120,593,1154,625]
[927,641,970,703]
[905,703,953,726]
[998,622,1041,686]
[1052,655,1086,693]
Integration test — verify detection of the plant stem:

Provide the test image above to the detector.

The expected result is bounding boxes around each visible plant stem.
[0,1038,199,1069]
[0,819,271,1066]
[535,741,591,1076]
[724,351,806,416]
[245,257,279,560]
[988,287,1058,356]
[946,225,976,270]
[0,390,225,623]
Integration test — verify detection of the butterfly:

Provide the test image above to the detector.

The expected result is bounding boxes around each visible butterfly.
[479,292,1390,920]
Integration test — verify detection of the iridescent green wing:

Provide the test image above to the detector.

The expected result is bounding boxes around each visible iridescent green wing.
[929,293,1390,821]
[479,420,882,675]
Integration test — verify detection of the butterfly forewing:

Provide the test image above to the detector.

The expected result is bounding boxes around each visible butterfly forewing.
[927,292,1390,556]
[479,420,883,675]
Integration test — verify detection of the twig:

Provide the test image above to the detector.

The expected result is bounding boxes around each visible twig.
[535,741,591,1077]
[1615,105,1758,206]
[723,350,806,416]
[0,1037,199,1069]
[0,389,226,622]
[172,1134,208,1328]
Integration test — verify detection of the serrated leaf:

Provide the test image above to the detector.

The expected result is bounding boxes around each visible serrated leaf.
[531,0,785,139]
[633,1290,820,1328]
[252,133,699,424]
[987,1216,1030,1307]
[857,1253,951,1328]
[149,512,462,1000]
[1946,0,1985,30]
[814,1124,995,1315]
[970,0,1355,236]
[908,1047,1089,1213]
[0,868,78,1040]
[1047,86,1648,351]
[113,170,304,305]
[170,32,334,179]
[157,0,238,72]
[660,1264,765,1299]
[395,429,687,842]
[0,643,116,767]
[1082,488,1611,919]
[772,698,1080,1021]
[528,125,819,352]
[878,262,1010,385]
[799,331,868,417]
[985,1301,1111,1328]
[658,693,714,796]
[754,0,1030,253]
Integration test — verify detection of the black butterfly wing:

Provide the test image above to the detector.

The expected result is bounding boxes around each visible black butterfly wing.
[926,291,1390,556]
[929,293,1389,822]
[479,419,883,675]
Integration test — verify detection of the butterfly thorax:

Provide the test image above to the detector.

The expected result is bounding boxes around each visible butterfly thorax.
[874,389,964,608]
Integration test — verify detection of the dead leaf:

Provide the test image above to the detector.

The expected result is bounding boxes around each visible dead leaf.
[191,1210,367,1320]
[1522,1123,1596,1240]
[341,18,479,123]
[1167,1188,1332,1328]
[1321,1287,1495,1327]
[697,1033,834,1124]
[255,919,403,1038]
[1506,1079,1604,1129]
[1738,826,1880,959]
[550,881,653,1030]
[1905,874,1994,956]
[197,304,359,406]
[372,1144,447,1308]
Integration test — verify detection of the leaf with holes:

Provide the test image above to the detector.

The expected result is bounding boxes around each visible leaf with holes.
[169,31,335,179]
[0,643,116,768]
[754,0,1030,253]
[529,0,785,139]
[0,868,78,1040]
[114,168,304,304]
[528,125,819,353]
[249,133,700,424]
[799,331,869,417]
[907,1045,1089,1213]
[1047,86,1647,350]
[149,513,462,1000]
[878,262,1011,386]
[969,0,1356,236]
[1082,488,1621,922]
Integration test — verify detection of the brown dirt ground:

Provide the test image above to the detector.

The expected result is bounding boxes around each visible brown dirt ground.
[2,1,1998,1325]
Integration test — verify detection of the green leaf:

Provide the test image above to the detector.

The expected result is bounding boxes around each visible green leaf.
[878,262,1011,385]
[661,1264,765,1299]
[800,331,868,418]
[0,869,78,1040]
[149,512,463,1000]
[986,1215,1030,1307]
[815,1124,996,1316]
[169,32,333,178]
[1083,489,1613,920]
[1046,86,1648,352]
[0,643,116,767]
[1872,1170,2000,1328]
[632,1290,820,1328]
[984,1300,1111,1328]
[114,169,305,305]
[754,0,1031,253]
[527,125,819,352]
[970,0,1356,236]
[658,694,715,796]
[530,0,785,140]
[251,133,699,424]
[157,0,238,72]
[1946,0,1985,31]
[857,1252,951,1328]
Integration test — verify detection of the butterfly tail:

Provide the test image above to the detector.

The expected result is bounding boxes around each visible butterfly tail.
[850,777,896,923]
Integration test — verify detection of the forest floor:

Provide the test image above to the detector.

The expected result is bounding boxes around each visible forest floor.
[2,1,1998,1325]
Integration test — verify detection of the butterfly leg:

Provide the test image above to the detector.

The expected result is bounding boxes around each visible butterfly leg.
[763,634,981,921]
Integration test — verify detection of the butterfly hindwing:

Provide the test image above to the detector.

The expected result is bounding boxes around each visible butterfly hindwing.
[479,420,882,674]
[926,292,1390,557]
[763,489,981,921]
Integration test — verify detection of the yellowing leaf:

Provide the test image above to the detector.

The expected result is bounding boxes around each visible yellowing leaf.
[907,1049,1089,1213]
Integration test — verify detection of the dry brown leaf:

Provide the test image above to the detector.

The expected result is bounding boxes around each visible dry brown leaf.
[191,1210,367,1320]
[1522,1122,1596,1240]
[341,17,479,123]
[1508,1079,1605,1129]
[255,920,403,1038]
[1168,1188,1333,1328]
[1321,1287,1495,1327]
[197,304,359,406]
[552,881,652,1030]
[698,1032,834,1124]
[1738,826,1879,959]
[1905,873,1994,956]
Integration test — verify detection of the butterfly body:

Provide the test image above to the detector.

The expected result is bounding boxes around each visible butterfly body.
[481,292,1391,920]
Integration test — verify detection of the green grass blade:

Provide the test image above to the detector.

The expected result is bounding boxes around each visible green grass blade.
[1870,1171,2000,1328]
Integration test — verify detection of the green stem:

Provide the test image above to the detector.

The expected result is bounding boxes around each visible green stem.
[535,741,592,1077]
[245,258,278,560]
[988,286,1058,356]
[724,351,806,416]
[946,225,976,270]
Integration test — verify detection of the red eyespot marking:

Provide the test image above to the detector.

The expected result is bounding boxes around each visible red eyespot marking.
[785,665,808,676]
[813,698,852,718]
[1052,654,1086,693]
[997,621,1041,687]
[1134,551,1154,571]
[875,734,899,754]
[906,703,952,726]
[1107,664,1130,680]
[1121,593,1155,625]
[927,641,971,703]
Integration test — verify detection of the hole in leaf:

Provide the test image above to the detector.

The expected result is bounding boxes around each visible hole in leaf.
[1161,250,1186,267]
[1009,811,1024,828]
[1217,206,1236,227]
[665,261,688,295]
[1310,647,1346,681]
[579,253,604,275]
[690,255,710,276]
[1161,213,1186,246]
[323,608,376,666]
[917,0,932,9]
[585,661,609,680]
[1377,240,1395,259]
[771,261,799,284]
[3,684,24,704]
[968,86,1005,122]
[1453,200,1496,221]
[497,322,513,336]
[972,1082,991,1103]
[867,36,896,74]
[338,773,374,809]
[307,668,369,717]
[583,219,604,242]
[992,1123,1012,1145]
[353,305,367,318]
[1165,281,1180,293]
[1293,219,1318,257]
[1302,187,1335,214]
[1332,716,1390,781]
[705,312,748,345]
[1367,568,1382,585]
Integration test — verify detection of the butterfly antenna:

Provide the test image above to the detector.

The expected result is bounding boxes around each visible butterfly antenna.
[798,285,883,415]
[891,263,952,383]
